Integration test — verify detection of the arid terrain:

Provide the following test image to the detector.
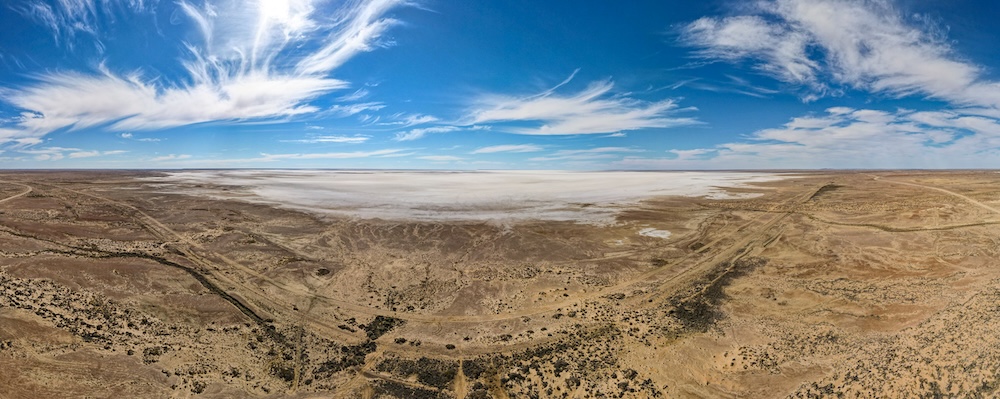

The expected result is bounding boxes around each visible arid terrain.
[1,170,1000,398]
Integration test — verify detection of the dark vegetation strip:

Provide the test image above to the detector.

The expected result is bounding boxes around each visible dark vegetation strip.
[808,184,842,201]
[0,226,281,339]
[7,184,284,338]
[111,252,274,330]
[669,256,768,333]
[0,226,413,382]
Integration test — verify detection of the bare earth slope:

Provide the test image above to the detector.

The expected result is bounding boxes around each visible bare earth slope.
[1,170,999,398]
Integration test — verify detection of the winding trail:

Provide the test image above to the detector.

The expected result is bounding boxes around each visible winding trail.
[0,182,32,204]
[33,182,364,343]
[877,177,1000,215]
[6,175,837,366]
[0,174,844,396]
[38,180,824,328]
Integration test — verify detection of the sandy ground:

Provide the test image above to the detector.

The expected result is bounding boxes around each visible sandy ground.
[0,170,999,398]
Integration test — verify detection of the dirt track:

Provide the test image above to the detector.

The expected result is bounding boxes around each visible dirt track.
[2,170,1000,398]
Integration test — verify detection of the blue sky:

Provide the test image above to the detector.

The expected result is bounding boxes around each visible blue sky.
[2,0,1000,169]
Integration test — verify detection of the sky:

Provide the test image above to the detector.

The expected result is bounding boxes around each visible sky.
[1,0,1000,169]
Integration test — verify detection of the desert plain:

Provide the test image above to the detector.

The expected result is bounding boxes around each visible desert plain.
[1,170,999,398]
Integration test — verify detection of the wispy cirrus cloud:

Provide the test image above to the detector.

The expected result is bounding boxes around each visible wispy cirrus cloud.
[379,113,440,127]
[617,107,1000,169]
[528,146,643,162]
[328,102,386,117]
[19,146,75,161]
[259,148,405,160]
[418,155,464,162]
[394,126,459,141]
[668,148,715,161]
[121,132,162,142]
[337,88,370,102]
[145,148,410,166]
[294,0,403,75]
[682,15,819,94]
[14,0,154,47]
[680,0,997,106]
[655,0,1000,169]
[19,146,127,161]
[70,149,127,158]
[470,144,543,154]
[0,0,409,143]
[150,154,192,162]
[467,72,698,135]
[394,125,488,141]
[280,134,370,144]
[8,67,347,133]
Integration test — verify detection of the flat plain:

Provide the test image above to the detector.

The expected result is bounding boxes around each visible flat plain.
[1,170,1000,398]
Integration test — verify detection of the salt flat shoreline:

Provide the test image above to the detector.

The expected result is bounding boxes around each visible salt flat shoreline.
[145,169,790,224]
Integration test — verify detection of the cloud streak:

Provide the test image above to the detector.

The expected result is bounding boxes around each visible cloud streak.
[1,0,408,143]
[681,0,996,106]
[258,148,406,160]
[19,146,127,161]
[280,134,371,144]
[468,74,698,135]
[418,155,464,162]
[394,125,488,141]
[528,147,643,162]
[617,107,1000,169]
[470,144,543,154]
[15,0,154,47]
[150,154,192,162]
[9,67,346,133]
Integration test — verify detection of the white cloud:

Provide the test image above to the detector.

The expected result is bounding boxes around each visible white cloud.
[15,0,153,46]
[120,131,161,142]
[394,126,460,142]
[150,154,193,162]
[329,102,386,117]
[294,0,403,75]
[68,150,100,158]
[418,155,464,162]
[20,146,76,161]
[380,113,440,127]
[140,149,406,166]
[281,135,370,144]
[615,107,1000,169]
[668,148,714,161]
[683,15,819,91]
[529,147,644,162]
[470,144,543,154]
[377,151,415,158]
[9,68,347,133]
[0,0,409,142]
[260,149,405,160]
[337,88,370,102]
[34,153,62,161]
[0,118,46,144]
[681,0,998,106]
[468,73,698,135]
[9,137,43,148]
[394,125,487,142]
[18,146,125,161]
